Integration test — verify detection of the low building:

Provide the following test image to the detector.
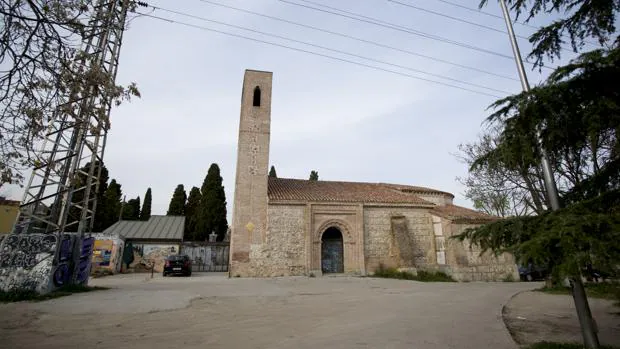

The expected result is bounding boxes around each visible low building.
[101,215,185,272]
[91,233,126,274]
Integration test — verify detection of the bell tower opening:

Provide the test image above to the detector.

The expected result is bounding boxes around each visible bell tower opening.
[252,86,261,107]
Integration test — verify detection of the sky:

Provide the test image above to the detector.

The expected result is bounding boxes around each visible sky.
[3,0,588,220]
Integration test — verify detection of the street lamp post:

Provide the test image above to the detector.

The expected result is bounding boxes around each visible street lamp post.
[498,0,600,347]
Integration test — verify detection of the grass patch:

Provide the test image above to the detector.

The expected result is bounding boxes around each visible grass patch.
[373,265,455,282]
[0,284,108,303]
[526,341,620,349]
[537,282,620,302]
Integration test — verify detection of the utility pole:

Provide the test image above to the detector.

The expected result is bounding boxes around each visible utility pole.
[8,0,134,286]
[498,0,600,347]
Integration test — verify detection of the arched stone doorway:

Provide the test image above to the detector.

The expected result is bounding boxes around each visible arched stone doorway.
[321,227,344,273]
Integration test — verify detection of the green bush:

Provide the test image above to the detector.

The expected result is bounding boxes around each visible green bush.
[373,264,455,282]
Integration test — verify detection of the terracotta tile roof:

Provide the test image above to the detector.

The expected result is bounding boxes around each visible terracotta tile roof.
[268,178,435,205]
[379,183,455,198]
[432,204,498,224]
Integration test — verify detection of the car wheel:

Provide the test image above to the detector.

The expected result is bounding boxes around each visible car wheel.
[187,272,192,277]
[162,272,167,277]
[526,274,533,282]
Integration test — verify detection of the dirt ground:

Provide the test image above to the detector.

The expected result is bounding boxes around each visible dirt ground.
[503,290,620,347]
[0,273,537,349]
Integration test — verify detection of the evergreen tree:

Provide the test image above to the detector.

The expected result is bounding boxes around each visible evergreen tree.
[184,186,202,240]
[309,170,319,181]
[65,161,108,232]
[122,196,141,220]
[196,164,228,241]
[167,184,187,215]
[98,179,123,230]
[269,165,277,178]
[140,188,152,221]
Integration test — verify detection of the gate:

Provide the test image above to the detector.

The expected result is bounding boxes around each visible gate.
[321,236,344,273]
[181,242,229,272]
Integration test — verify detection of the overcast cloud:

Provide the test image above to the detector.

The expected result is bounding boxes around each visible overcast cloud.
[3,0,583,221]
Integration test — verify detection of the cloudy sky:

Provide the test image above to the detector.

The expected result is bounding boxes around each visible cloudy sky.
[4,0,587,219]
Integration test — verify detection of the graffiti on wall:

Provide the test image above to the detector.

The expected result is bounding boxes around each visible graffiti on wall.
[130,244,178,273]
[93,240,113,266]
[0,233,94,293]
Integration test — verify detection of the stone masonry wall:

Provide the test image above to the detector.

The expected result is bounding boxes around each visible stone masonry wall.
[443,222,519,281]
[364,207,435,273]
[232,204,306,277]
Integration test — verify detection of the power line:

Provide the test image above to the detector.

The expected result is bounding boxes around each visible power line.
[427,0,600,47]
[193,0,518,81]
[387,0,574,53]
[152,5,511,94]
[287,0,555,70]
[277,0,527,62]
[387,0,529,39]
[137,12,504,98]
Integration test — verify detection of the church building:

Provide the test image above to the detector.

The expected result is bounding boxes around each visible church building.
[229,69,518,281]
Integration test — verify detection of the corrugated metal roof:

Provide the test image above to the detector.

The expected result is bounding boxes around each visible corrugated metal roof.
[102,215,185,241]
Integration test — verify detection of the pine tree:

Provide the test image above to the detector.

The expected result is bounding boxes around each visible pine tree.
[167,184,187,215]
[309,170,319,181]
[269,165,277,178]
[184,186,202,240]
[196,164,228,241]
[122,196,141,220]
[140,188,152,221]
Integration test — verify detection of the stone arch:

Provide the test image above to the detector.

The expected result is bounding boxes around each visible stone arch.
[315,219,353,244]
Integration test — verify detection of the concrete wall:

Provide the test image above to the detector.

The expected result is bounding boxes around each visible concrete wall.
[443,222,519,281]
[91,233,124,274]
[0,201,19,234]
[0,233,94,293]
[363,207,435,273]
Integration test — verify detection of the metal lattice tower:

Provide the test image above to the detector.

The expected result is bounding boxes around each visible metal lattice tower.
[12,0,131,237]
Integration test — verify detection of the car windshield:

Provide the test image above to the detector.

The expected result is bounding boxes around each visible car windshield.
[167,255,185,261]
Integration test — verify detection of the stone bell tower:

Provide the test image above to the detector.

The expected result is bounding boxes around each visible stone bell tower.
[229,70,272,277]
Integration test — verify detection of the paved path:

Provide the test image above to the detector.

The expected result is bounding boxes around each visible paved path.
[504,290,620,347]
[0,273,537,349]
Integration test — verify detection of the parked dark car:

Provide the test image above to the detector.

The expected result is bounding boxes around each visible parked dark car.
[163,254,192,277]
[518,263,548,281]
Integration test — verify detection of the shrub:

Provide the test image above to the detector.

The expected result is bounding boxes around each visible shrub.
[373,264,455,282]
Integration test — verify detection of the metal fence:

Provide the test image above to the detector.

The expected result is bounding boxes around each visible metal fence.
[181,242,229,272]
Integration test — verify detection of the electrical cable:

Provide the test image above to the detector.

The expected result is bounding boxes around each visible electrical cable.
[151,5,511,94]
[136,12,506,98]
[192,0,518,81]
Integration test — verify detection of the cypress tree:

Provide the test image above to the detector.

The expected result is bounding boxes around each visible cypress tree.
[122,196,140,220]
[98,179,123,230]
[140,188,152,221]
[196,164,228,241]
[269,165,277,178]
[184,186,201,240]
[66,161,109,232]
[167,184,187,215]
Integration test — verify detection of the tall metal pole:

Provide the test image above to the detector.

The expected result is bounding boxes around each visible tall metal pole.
[498,0,600,347]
